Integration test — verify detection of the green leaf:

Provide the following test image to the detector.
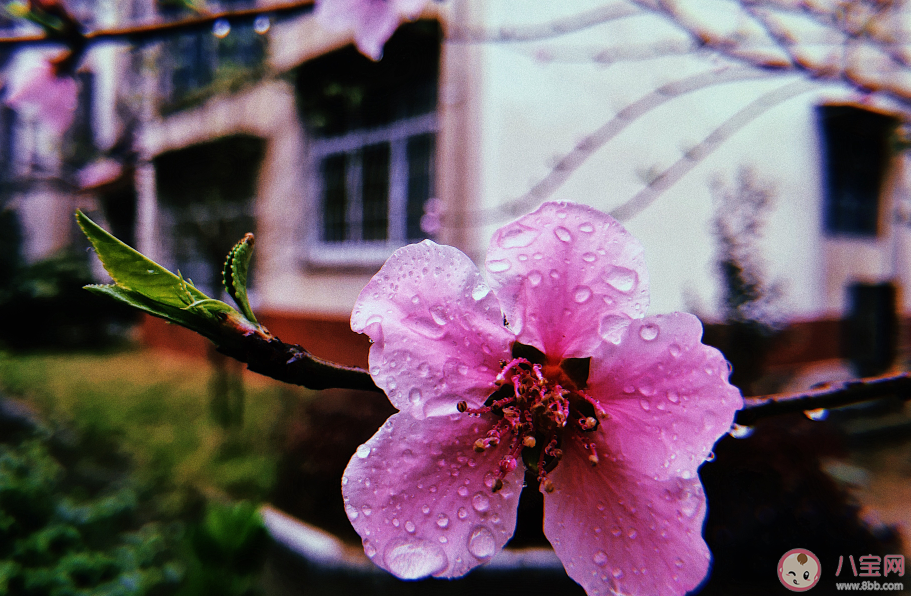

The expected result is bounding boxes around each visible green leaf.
[222,233,257,323]
[76,210,208,309]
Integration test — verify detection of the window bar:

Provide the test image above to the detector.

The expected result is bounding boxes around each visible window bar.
[388,138,408,243]
[347,148,363,242]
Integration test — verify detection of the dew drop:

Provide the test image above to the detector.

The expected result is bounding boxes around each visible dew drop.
[436,514,450,528]
[675,558,684,568]
[409,388,422,404]
[669,343,682,357]
[667,391,680,404]
[612,568,624,579]
[472,492,490,513]
[430,305,448,326]
[804,408,828,421]
[639,399,650,412]
[593,551,609,567]
[611,526,622,537]
[383,538,448,579]
[346,504,358,520]
[457,486,469,497]
[458,507,468,520]
[549,269,560,280]
[212,18,230,37]
[393,518,400,527]
[528,271,543,287]
[457,364,469,375]
[598,314,629,345]
[639,323,659,341]
[487,259,511,273]
[579,222,595,233]
[627,528,638,539]
[362,505,372,516]
[253,15,270,34]
[554,226,573,243]
[582,252,597,263]
[472,284,491,300]
[603,266,637,292]
[573,286,593,304]
[498,225,540,249]
[356,444,371,459]
[467,526,496,559]
[729,423,753,439]
[422,505,431,515]
[405,520,416,533]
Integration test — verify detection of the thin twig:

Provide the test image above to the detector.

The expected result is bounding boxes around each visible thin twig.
[0,0,315,48]
[737,372,911,426]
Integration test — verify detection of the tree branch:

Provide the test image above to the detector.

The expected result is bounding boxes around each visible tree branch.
[737,371,911,426]
[0,0,315,48]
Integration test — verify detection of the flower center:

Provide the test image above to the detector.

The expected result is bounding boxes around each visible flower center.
[457,344,605,494]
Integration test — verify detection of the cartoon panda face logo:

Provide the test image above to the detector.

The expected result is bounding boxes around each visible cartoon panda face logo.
[778,549,821,591]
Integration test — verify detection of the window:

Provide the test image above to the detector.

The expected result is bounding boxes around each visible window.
[816,103,899,237]
[297,21,440,267]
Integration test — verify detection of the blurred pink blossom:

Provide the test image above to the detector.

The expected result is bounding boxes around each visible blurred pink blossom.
[419,196,442,235]
[344,201,742,595]
[4,54,78,135]
[315,0,428,60]
[77,158,124,190]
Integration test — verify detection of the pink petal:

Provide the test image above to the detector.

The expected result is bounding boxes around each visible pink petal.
[544,434,712,596]
[589,312,742,481]
[486,201,649,359]
[315,0,427,60]
[5,58,77,135]
[342,411,525,578]
[351,240,513,419]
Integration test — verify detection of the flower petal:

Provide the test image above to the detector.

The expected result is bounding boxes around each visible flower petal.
[589,312,742,481]
[544,434,711,596]
[486,201,649,359]
[351,240,513,419]
[343,412,525,579]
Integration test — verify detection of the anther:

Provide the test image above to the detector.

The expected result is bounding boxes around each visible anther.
[579,416,598,431]
[522,435,536,448]
[473,439,487,453]
[492,478,504,493]
[457,401,468,413]
[588,452,599,466]
[542,478,555,493]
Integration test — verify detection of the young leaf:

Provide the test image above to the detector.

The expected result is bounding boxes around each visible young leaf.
[223,233,257,323]
[76,210,208,308]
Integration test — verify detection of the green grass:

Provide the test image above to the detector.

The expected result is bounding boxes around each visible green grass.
[0,348,311,517]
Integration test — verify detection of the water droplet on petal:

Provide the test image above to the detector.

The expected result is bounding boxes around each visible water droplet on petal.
[582,252,597,263]
[674,557,684,568]
[804,408,828,421]
[612,568,624,579]
[593,551,609,566]
[611,526,622,537]
[457,486,469,497]
[421,505,431,515]
[579,222,595,233]
[639,399,650,412]
[528,270,543,287]
[356,444,371,458]
[472,492,490,513]
[457,507,468,520]
[392,518,400,527]
[467,526,496,559]
[598,314,629,345]
[487,259,511,273]
[729,423,753,439]
[667,391,680,404]
[362,505,372,516]
[383,538,448,579]
[472,284,491,300]
[436,514,450,528]
[603,266,637,292]
[669,343,682,357]
[405,520,416,533]
[554,226,573,243]
[408,388,422,404]
[365,542,377,557]
[627,528,637,539]
[346,504,359,520]
[573,286,593,304]
[430,305,448,326]
[498,225,540,248]
[639,323,659,341]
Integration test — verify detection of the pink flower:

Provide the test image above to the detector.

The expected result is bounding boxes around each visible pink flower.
[344,201,742,595]
[314,0,428,60]
[4,53,78,135]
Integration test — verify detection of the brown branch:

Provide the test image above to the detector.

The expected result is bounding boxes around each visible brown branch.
[0,0,314,48]
[737,371,911,426]
[216,332,380,393]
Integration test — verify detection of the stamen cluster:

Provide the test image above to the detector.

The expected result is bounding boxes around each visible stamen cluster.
[457,356,604,494]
